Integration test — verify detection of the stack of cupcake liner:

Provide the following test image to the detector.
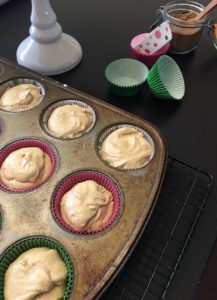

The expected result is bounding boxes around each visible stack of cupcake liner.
[130,33,171,68]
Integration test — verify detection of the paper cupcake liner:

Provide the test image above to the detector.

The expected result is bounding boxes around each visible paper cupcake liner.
[0,236,74,300]
[97,123,155,171]
[0,78,45,113]
[40,99,96,140]
[52,170,124,235]
[105,58,149,97]
[130,33,170,68]
[0,138,58,193]
[147,55,185,100]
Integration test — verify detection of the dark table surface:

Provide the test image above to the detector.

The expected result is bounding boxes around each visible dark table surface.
[0,0,216,299]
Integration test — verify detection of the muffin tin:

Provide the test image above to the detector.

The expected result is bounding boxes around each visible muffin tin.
[0,57,167,300]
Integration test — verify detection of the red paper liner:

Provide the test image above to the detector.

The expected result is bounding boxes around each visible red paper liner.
[52,170,123,235]
[130,33,170,68]
[96,123,155,171]
[0,138,58,193]
[40,99,96,140]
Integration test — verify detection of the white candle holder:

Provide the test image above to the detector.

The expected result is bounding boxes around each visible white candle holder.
[16,0,82,75]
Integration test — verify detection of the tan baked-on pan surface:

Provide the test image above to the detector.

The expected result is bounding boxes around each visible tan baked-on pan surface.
[0,57,167,300]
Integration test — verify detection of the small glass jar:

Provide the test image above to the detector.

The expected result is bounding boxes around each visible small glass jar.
[158,0,209,54]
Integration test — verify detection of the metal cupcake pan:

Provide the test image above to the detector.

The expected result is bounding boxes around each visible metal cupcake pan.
[0,57,167,300]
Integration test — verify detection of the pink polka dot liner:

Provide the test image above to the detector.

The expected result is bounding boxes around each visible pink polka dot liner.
[130,33,170,68]
[52,170,124,236]
[0,138,58,193]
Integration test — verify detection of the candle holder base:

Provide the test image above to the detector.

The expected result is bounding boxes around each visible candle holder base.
[16,33,82,75]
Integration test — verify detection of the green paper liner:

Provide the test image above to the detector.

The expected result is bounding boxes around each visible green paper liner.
[105,58,149,97]
[0,236,74,300]
[147,55,185,100]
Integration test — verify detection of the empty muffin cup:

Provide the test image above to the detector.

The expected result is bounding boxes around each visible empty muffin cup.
[0,236,74,300]
[52,170,123,235]
[0,138,58,193]
[97,123,155,171]
[130,33,171,68]
[147,55,185,100]
[0,78,45,112]
[105,58,149,96]
[41,99,96,140]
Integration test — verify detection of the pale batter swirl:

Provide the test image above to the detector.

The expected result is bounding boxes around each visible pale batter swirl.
[0,83,42,111]
[100,127,153,169]
[4,247,67,300]
[60,180,114,231]
[47,104,93,138]
[0,147,52,189]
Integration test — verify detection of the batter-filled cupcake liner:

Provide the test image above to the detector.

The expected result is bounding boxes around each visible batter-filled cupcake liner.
[40,99,96,140]
[0,236,74,300]
[52,170,124,235]
[0,77,45,112]
[97,123,155,171]
[0,138,58,193]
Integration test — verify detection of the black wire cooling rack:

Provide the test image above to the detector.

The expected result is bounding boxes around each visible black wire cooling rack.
[100,156,213,300]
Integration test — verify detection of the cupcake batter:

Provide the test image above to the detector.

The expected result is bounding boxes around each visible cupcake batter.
[4,247,67,300]
[100,127,153,169]
[0,83,42,111]
[0,147,52,189]
[47,104,93,138]
[60,180,114,231]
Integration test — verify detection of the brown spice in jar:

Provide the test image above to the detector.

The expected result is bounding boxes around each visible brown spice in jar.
[170,11,203,53]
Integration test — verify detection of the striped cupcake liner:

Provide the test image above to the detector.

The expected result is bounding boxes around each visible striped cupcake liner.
[0,236,74,300]
[52,170,124,236]
[0,138,58,193]
[40,99,96,140]
[0,78,45,113]
[147,55,185,100]
[96,123,155,171]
